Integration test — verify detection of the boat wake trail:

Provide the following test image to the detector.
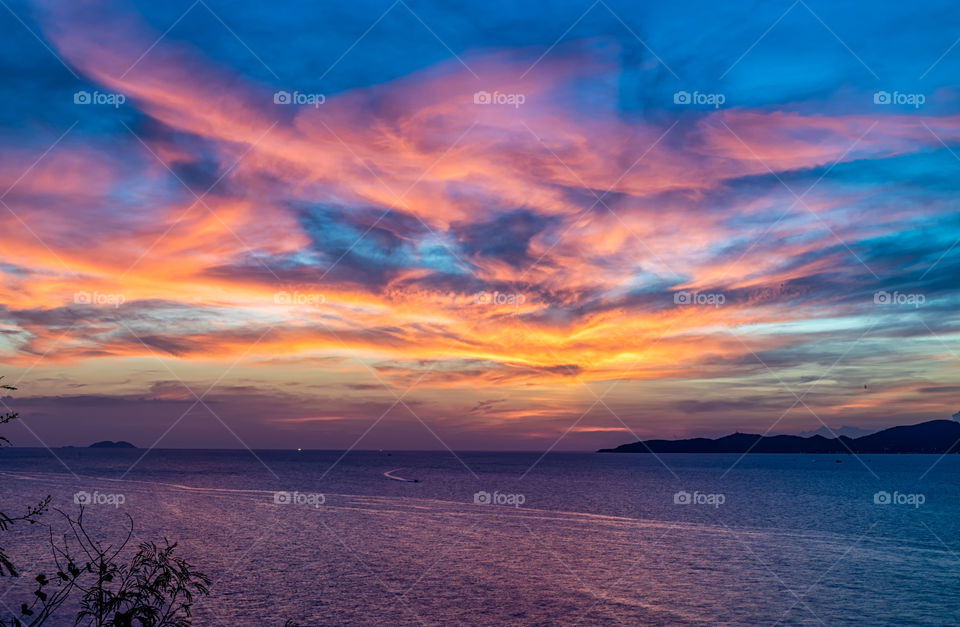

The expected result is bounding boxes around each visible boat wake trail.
[383,468,419,482]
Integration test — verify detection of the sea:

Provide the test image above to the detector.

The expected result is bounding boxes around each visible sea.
[0,448,958,625]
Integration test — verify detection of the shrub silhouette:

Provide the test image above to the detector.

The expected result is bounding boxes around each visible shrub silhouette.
[0,378,210,626]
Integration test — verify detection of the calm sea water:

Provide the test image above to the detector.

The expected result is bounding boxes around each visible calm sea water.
[1,448,958,625]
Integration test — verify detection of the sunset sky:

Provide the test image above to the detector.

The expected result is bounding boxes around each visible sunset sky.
[1,0,959,450]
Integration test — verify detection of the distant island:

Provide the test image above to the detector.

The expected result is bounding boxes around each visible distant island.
[88,441,137,449]
[599,420,960,454]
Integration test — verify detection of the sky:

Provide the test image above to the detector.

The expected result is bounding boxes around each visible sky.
[0,0,958,450]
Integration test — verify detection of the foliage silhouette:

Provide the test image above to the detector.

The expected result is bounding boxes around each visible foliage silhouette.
[0,378,210,626]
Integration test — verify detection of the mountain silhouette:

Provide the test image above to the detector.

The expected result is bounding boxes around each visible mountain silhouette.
[88,440,137,449]
[795,425,876,438]
[598,420,960,454]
